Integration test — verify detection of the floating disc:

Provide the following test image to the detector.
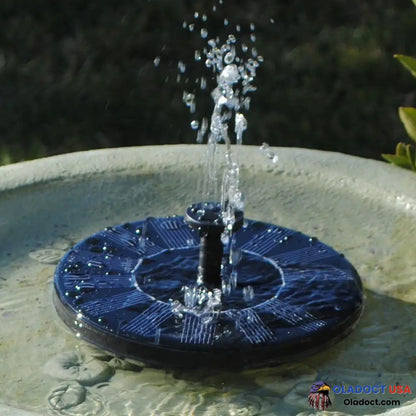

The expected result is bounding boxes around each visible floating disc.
[53,216,364,369]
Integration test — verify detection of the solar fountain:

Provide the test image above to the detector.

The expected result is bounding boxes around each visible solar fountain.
[53,12,363,370]
[1,7,416,416]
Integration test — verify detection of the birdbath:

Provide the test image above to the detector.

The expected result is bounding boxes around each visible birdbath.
[0,145,415,416]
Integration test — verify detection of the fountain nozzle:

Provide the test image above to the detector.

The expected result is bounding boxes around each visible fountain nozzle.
[185,202,244,288]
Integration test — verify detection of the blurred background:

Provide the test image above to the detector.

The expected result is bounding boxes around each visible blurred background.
[1,0,416,165]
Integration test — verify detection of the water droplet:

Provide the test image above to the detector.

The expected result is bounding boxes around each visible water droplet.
[196,209,205,218]
[230,270,238,288]
[182,21,187,29]
[197,117,208,143]
[250,22,256,31]
[194,11,199,19]
[178,60,186,73]
[230,247,242,265]
[260,142,278,164]
[219,64,239,84]
[235,113,247,145]
[221,44,230,54]
[208,38,216,48]
[202,14,207,22]
[153,56,160,67]
[224,18,229,26]
[250,33,256,42]
[270,18,275,24]
[183,91,196,113]
[190,120,199,130]
[236,24,241,32]
[251,47,258,58]
[222,281,231,295]
[241,43,248,52]
[227,34,236,44]
[243,285,254,302]
[194,50,202,61]
[188,23,195,32]
[201,28,208,39]
[224,50,235,64]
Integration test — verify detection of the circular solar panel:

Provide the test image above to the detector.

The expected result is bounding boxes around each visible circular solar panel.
[53,215,364,369]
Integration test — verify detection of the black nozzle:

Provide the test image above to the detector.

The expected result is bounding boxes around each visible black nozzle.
[185,202,243,288]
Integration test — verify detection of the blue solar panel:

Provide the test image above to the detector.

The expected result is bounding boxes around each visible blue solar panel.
[54,215,364,369]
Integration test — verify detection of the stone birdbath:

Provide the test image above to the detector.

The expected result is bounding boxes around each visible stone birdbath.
[0,145,415,415]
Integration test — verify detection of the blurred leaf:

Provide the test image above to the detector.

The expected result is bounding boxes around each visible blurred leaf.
[382,142,416,171]
[394,54,416,78]
[396,141,407,157]
[0,151,13,166]
[405,143,416,170]
[382,152,414,170]
[399,107,416,142]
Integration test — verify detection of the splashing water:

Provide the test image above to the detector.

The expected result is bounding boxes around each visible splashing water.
[260,142,279,164]
[188,20,261,207]
[177,8,265,310]
[173,8,265,312]
[153,12,266,315]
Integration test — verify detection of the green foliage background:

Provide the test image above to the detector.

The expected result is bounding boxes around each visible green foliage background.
[1,0,416,165]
